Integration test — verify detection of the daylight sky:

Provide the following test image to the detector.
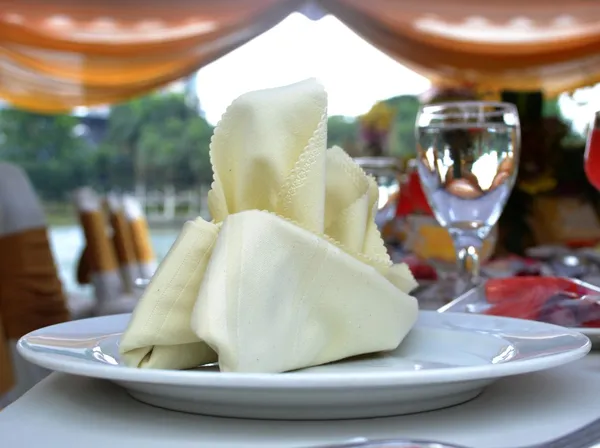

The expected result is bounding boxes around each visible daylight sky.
[195,13,431,125]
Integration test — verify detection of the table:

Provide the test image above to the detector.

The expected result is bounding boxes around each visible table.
[1,354,599,448]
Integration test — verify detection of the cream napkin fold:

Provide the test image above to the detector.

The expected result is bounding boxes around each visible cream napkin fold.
[120,79,418,373]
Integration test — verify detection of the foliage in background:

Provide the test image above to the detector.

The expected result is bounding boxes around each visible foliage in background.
[385,95,420,159]
[0,93,214,200]
[0,109,93,200]
[326,115,358,152]
[100,93,214,192]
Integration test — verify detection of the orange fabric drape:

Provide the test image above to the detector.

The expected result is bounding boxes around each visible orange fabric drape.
[322,0,600,96]
[0,0,304,112]
[2,0,600,111]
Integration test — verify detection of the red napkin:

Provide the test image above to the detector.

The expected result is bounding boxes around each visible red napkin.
[483,277,600,328]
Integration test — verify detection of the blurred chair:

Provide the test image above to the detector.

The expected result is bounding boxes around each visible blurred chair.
[0,162,93,405]
[73,187,139,316]
[0,320,14,407]
[106,193,138,293]
[122,194,157,279]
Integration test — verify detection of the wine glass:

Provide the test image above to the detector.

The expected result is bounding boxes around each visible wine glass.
[415,102,520,293]
[353,157,401,228]
[585,111,600,191]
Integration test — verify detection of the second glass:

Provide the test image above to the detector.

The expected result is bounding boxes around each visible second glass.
[585,110,600,191]
[415,101,521,292]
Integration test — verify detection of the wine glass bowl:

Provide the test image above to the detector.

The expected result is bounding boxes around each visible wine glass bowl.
[415,102,521,288]
[353,156,402,230]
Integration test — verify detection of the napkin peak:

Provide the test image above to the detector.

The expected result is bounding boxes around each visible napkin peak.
[206,78,391,272]
[207,78,328,231]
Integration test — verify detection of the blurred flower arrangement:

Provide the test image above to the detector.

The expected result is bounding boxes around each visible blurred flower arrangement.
[359,101,395,156]
[420,83,478,104]
[421,82,501,104]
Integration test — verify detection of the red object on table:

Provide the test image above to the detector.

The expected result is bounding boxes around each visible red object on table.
[485,277,579,303]
[484,290,548,320]
[402,255,437,280]
[585,127,600,191]
[566,239,600,249]
[483,277,600,328]
[396,171,433,217]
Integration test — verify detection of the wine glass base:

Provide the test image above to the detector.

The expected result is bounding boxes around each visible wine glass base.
[414,276,478,311]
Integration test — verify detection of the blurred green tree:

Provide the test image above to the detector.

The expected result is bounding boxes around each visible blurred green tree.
[327,115,358,149]
[0,92,214,200]
[384,95,420,158]
[0,109,92,200]
[103,93,213,191]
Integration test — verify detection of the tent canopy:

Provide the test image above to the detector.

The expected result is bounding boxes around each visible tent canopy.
[1,0,600,112]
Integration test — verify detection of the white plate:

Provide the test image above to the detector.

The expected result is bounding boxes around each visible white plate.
[18,312,590,420]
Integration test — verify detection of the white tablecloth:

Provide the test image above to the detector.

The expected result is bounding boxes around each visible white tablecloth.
[1,355,599,448]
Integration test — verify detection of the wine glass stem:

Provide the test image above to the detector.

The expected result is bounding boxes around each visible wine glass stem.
[450,232,483,290]
[456,246,481,283]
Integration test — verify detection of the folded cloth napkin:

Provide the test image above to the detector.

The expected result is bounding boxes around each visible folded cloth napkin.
[120,79,418,373]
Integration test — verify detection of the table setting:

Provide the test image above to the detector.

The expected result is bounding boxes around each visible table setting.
[4,79,600,448]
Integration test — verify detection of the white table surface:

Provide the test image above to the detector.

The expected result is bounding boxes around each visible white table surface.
[1,354,599,448]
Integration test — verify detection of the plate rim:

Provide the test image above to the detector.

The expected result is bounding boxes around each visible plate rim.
[17,311,591,389]
[580,327,600,336]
